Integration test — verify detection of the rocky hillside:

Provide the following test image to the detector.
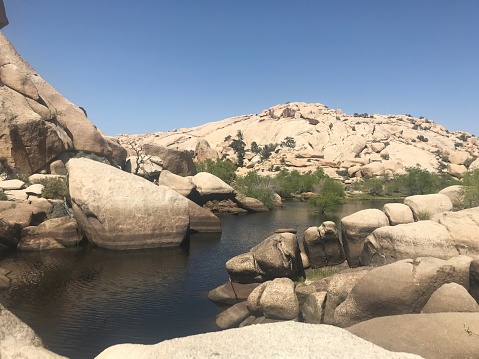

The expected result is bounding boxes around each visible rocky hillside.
[117,102,479,181]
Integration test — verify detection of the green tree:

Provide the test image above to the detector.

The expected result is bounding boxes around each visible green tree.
[230,130,246,166]
[281,137,296,148]
[250,141,260,154]
[308,177,344,214]
[196,158,237,184]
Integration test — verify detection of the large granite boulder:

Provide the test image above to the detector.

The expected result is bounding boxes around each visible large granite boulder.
[67,158,189,249]
[438,185,465,210]
[303,221,345,268]
[0,203,34,248]
[226,232,303,282]
[322,267,373,325]
[0,303,66,358]
[194,139,218,162]
[215,301,250,330]
[340,209,389,267]
[360,220,459,266]
[142,144,196,176]
[18,216,83,251]
[432,207,479,257]
[333,256,472,327]
[96,322,422,359]
[190,172,235,204]
[103,136,127,168]
[234,194,268,212]
[246,278,299,320]
[383,203,414,225]
[300,291,327,324]
[421,282,479,313]
[208,282,259,305]
[0,33,112,175]
[348,313,479,359]
[158,170,195,197]
[404,194,453,220]
[188,201,221,233]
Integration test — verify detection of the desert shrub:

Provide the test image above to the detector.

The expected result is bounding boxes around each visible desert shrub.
[276,168,326,197]
[250,141,260,154]
[416,210,431,220]
[417,135,428,142]
[260,143,278,160]
[196,158,237,184]
[0,190,7,201]
[308,177,344,214]
[463,169,479,208]
[233,171,279,209]
[39,178,69,200]
[281,137,296,148]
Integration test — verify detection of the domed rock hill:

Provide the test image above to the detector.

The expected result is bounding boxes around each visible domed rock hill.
[117,102,479,180]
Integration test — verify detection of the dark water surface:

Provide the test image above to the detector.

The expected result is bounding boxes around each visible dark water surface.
[0,199,392,358]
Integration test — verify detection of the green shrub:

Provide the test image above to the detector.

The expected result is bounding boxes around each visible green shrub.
[308,177,345,214]
[417,135,428,142]
[39,178,69,200]
[276,168,326,198]
[233,172,279,209]
[196,158,237,184]
[463,169,479,208]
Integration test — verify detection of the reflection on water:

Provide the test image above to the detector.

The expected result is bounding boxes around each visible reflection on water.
[0,199,395,358]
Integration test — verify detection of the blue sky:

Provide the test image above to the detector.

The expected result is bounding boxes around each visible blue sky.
[3,1,478,136]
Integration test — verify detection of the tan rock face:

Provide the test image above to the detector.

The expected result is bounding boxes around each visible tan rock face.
[404,193,453,220]
[67,158,190,249]
[117,102,479,178]
[340,209,389,267]
[383,203,414,225]
[0,33,112,175]
[361,221,459,266]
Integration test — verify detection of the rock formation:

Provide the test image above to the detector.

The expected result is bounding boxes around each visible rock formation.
[117,102,479,180]
[67,158,190,249]
[0,33,114,175]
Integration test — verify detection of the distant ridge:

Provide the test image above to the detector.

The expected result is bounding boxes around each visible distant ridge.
[117,102,479,180]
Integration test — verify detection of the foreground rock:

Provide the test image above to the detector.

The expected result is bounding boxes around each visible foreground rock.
[421,282,479,313]
[360,220,459,266]
[341,209,389,267]
[67,158,190,249]
[96,322,422,359]
[226,232,303,282]
[348,313,479,359]
[433,206,479,256]
[404,194,453,220]
[303,221,345,268]
[0,303,66,358]
[333,256,472,327]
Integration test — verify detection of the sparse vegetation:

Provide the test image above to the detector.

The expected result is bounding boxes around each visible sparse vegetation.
[39,178,69,200]
[233,171,279,209]
[196,158,237,184]
[353,166,459,197]
[463,169,479,208]
[0,190,7,201]
[229,130,246,167]
[308,177,345,214]
[417,135,428,142]
[281,137,296,148]
[416,210,431,220]
[303,266,341,282]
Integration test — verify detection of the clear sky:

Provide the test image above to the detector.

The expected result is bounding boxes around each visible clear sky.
[2,1,478,136]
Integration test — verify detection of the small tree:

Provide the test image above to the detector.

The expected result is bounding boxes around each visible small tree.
[281,137,296,148]
[229,130,246,166]
[196,158,237,184]
[250,141,261,154]
[308,177,344,214]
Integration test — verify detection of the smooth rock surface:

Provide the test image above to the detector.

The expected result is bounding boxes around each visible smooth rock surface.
[341,209,389,267]
[360,220,459,266]
[404,194,453,220]
[348,312,479,359]
[67,158,189,249]
[0,303,66,358]
[334,256,472,327]
[383,203,414,225]
[96,322,422,359]
[421,282,479,313]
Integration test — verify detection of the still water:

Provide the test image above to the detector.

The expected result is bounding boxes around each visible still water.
[0,199,393,358]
